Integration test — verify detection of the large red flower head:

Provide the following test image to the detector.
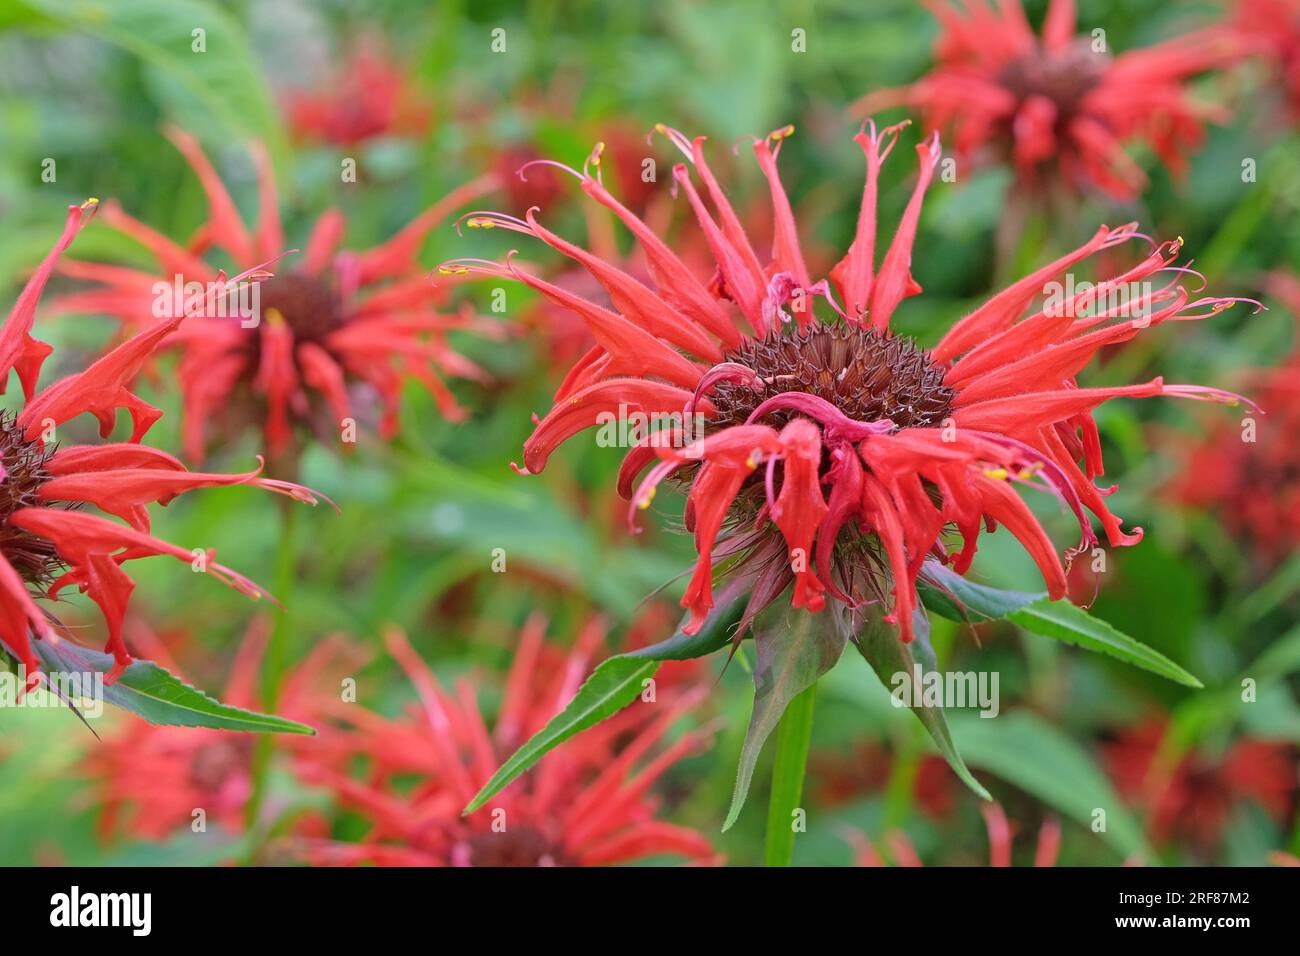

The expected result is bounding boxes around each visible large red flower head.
[854,0,1241,200]
[444,120,1252,644]
[55,128,500,469]
[1168,272,1300,567]
[0,202,328,688]
[282,36,432,148]
[293,617,717,866]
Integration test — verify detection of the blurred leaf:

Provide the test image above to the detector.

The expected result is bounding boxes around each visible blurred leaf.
[950,711,1152,861]
[922,563,1202,687]
[16,0,286,161]
[27,638,314,734]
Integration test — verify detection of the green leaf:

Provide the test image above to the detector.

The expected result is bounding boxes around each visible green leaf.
[764,682,816,866]
[723,602,847,831]
[852,604,991,802]
[16,0,286,162]
[1009,599,1202,688]
[463,591,746,816]
[949,711,1152,860]
[920,563,1202,688]
[30,638,314,734]
[462,655,658,815]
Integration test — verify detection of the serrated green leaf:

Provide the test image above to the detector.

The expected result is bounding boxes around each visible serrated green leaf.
[921,563,1202,687]
[1009,598,1203,688]
[463,584,748,816]
[723,603,847,831]
[853,605,991,802]
[29,637,314,734]
[463,655,659,815]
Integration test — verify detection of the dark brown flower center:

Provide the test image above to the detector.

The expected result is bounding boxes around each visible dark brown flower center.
[188,737,253,792]
[0,411,67,588]
[257,273,345,344]
[708,323,954,433]
[461,826,572,867]
[1000,40,1109,117]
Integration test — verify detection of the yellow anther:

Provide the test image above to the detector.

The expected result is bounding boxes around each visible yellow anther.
[638,488,656,509]
[437,266,469,276]
[467,218,494,229]
[265,307,285,327]
[983,467,1008,481]
[590,142,605,165]
[772,124,795,141]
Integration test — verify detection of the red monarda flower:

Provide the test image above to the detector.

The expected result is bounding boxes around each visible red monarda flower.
[294,618,717,866]
[444,121,1250,643]
[855,0,1240,199]
[0,202,327,687]
[1168,272,1300,567]
[283,37,432,147]
[55,128,498,466]
[1103,721,1296,852]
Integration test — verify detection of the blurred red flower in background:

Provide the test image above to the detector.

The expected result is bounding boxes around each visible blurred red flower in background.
[445,120,1251,644]
[283,37,432,147]
[88,619,361,841]
[849,801,1060,866]
[0,202,327,687]
[854,0,1241,199]
[292,616,718,866]
[1167,272,1300,567]
[1231,0,1300,120]
[55,129,501,471]
[1103,721,1296,852]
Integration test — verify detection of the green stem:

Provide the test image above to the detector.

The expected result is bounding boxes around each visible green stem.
[243,501,301,848]
[764,681,817,867]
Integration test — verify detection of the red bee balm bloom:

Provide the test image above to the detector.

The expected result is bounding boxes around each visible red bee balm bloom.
[283,37,432,147]
[446,122,1251,643]
[89,619,361,842]
[0,202,328,687]
[295,619,717,866]
[855,0,1241,199]
[56,128,498,465]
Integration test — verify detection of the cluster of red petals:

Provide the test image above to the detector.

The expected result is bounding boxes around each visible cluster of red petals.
[1168,272,1300,566]
[453,118,1250,644]
[1103,721,1296,850]
[854,0,1242,199]
[282,38,432,147]
[1231,0,1300,119]
[0,201,327,688]
[293,617,718,866]
[55,127,498,462]
[88,620,356,841]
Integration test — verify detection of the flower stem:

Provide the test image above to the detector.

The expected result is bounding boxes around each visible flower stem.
[764,681,817,867]
[243,501,301,848]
